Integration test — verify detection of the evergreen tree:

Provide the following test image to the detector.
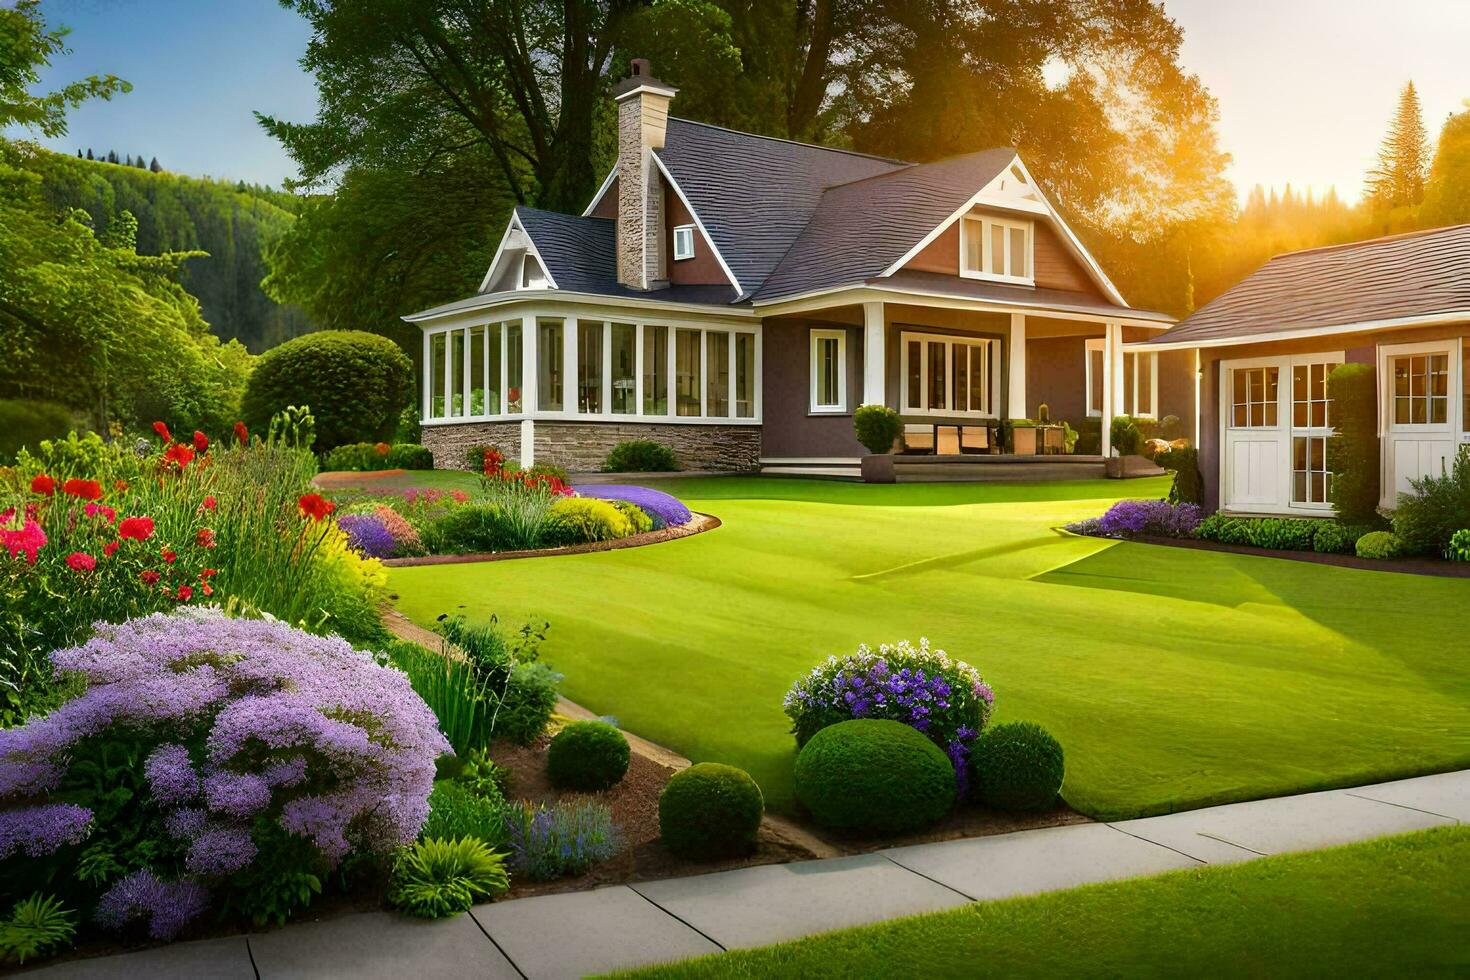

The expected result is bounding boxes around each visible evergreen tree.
[1365,81,1430,209]
[1421,102,1470,227]
[124,154,131,167]
[85,148,93,160]
[106,149,117,164]
[149,156,161,172]
[75,148,81,157]
[133,155,145,169]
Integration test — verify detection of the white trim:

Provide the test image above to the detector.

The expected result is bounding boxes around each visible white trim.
[898,329,999,419]
[613,82,678,102]
[476,211,560,293]
[406,290,752,326]
[1009,156,1129,307]
[582,166,618,217]
[960,213,1034,286]
[752,284,1169,327]
[672,224,696,261]
[862,301,885,405]
[1131,310,1470,352]
[1007,313,1027,418]
[1085,337,1105,417]
[649,152,743,294]
[1377,337,1464,509]
[809,328,848,413]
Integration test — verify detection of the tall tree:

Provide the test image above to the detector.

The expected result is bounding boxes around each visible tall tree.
[0,0,129,136]
[149,156,161,172]
[1365,81,1430,209]
[1421,102,1470,227]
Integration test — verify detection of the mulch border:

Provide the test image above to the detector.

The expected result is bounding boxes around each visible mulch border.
[379,512,720,567]
[1102,532,1470,578]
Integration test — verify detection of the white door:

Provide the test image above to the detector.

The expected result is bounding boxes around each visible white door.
[1379,340,1462,508]
[1222,359,1286,511]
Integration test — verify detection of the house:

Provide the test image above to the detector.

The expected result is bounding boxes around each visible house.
[1131,224,1470,515]
[405,59,1190,476]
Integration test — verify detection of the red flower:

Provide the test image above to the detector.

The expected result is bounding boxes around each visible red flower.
[163,443,195,469]
[114,480,128,492]
[374,442,391,456]
[103,541,120,557]
[1,507,13,526]
[481,448,505,477]
[66,551,96,572]
[201,567,217,579]
[451,490,469,503]
[118,516,155,540]
[193,430,209,453]
[201,582,214,597]
[63,478,103,501]
[161,548,177,564]
[30,474,55,496]
[153,421,173,444]
[234,421,249,446]
[177,585,193,601]
[195,528,215,549]
[202,495,217,512]
[140,570,161,586]
[297,493,335,521]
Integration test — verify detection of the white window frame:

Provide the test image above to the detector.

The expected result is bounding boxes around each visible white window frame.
[1288,357,1340,510]
[1124,350,1159,420]
[1085,338,1105,417]
[898,330,1000,419]
[420,311,760,426]
[960,214,1034,286]
[672,224,696,262]
[809,328,848,414]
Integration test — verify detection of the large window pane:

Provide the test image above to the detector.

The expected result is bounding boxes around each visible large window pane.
[735,333,755,418]
[1009,226,1028,278]
[469,327,486,416]
[577,320,603,413]
[1089,346,1104,415]
[1123,352,1136,416]
[611,323,636,414]
[964,218,982,272]
[988,224,1005,276]
[952,344,968,413]
[429,332,446,419]
[451,328,466,417]
[506,321,523,413]
[926,340,946,411]
[486,322,502,414]
[676,328,702,416]
[969,343,989,412]
[906,340,922,409]
[643,325,668,415]
[537,318,563,411]
[1136,352,1153,416]
[707,331,730,417]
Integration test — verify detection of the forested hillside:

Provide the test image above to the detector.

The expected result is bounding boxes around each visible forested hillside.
[31,149,315,352]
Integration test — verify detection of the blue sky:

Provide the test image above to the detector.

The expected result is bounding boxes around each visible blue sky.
[11,0,1470,202]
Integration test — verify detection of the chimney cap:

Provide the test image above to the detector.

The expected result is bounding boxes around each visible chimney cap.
[612,58,678,101]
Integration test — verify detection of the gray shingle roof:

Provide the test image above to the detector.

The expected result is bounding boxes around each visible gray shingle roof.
[1141,224,1470,346]
[751,149,1018,301]
[656,118,906,295]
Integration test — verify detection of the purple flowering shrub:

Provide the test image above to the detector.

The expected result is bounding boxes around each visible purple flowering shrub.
[337,513,398,559]
[0,608,446,939]
[1067,499,1202,539]
[783,639,995,794]
[570,485,691,529]
[502,799,620,881]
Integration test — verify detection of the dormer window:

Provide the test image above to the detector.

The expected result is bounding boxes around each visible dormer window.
[961,214,1032,285]
[519,253,547,289]
[672,224,695,261]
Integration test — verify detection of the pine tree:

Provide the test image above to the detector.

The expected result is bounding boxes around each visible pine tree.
[149,157,161,173]
[106,150,117,164]
[76,149,82,157]
[85,148,94,160]
[133,155,145,169]
[1365,81,1431,209]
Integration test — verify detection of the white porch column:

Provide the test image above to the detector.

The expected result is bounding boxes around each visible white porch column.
[862,301,885,405]
[1110,321,1126,418]
[562,317,577,413]
[421,329,431,421]
[1007,313,1027,419]
[519,315,537,466]
[1100,321,1114,457]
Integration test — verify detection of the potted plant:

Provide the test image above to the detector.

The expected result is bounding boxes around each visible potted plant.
[1105,415,1165,478]
[854,405,903,483]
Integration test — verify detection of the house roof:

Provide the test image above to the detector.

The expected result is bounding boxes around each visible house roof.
[751,149,1018,302]
[1139,224,1470,348]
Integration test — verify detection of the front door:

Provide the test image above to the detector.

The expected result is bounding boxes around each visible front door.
[1379,340,1463,508]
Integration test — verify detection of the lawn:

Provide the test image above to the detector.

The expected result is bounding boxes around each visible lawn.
[612,826,1470,978]
[386,476,1470,818]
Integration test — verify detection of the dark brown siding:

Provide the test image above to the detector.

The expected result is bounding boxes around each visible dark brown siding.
[905,224,959,275]
[590,178,618,219]
[1033,223,1102,297]
[760,318,867,459]
[1026,337,1086,422]
[664,187,729,286]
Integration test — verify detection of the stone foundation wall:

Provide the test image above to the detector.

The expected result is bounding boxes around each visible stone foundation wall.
[421,421,522,471]
[534,421,760,473]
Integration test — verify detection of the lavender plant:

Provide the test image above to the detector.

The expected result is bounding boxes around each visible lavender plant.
[337,513,398,559]
[502,799,620,881]
[1069,499,1203,539]
[571,485,691,529]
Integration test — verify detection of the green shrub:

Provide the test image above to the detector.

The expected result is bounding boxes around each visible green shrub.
[1110,415,1143,456]
[456,748,514,799]
[498,663,561,745]
[422,780,508,847]
[387,444,434,469]
[242,330,413,451]
[13,429,140,484]
[1312,522,1374,555]
[794,719,956,834]
[614,501,654,534]
[547,497,634,545]
[1155,446,1203,505]
[546,720,630,791]
[969,722,1065,811]
[1070,416,1102,455]
[1244,517,1318,551]
[604,439,678,472]
[1391,447,1470,556]
[1356,530,1400,560]
[1448,529,1470,561]
[0,400,75,465]
[421,504,511,554]
[389,838,509,918]
[1194,513,1250,545]
[659,763,764,860]
[1326,363,1379,525]
[322,442,434,471]
[0,893,76,965]
[853,405,903,454]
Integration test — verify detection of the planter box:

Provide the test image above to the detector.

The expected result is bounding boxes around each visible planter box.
[1012,427,1038,455]
[861,454,896,484]
[1106,454,1168,479]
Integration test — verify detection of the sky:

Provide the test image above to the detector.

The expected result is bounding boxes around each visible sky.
[10,0,1470,203]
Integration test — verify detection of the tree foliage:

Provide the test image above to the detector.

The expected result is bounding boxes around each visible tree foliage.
[1365,81,1430,210]
[1421,102,1470,228]
[0,0,129,137]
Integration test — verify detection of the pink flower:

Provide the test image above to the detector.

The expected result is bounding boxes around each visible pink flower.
[3,520,48,564]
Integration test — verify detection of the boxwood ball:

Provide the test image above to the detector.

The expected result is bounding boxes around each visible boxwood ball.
[794,719,956,834]
[659,763,764,860]
[969,721,1065,811]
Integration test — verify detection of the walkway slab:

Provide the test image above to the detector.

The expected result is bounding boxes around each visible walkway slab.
[29,936,253,980]
[1345,770,1470,822]
[473,885,721,979]
[632,853,968,949]
[248,910,517,979]
[1113,788,1455,862]
[883,822,1198,900]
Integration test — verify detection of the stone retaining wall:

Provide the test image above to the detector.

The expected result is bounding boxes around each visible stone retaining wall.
[536,421,760,473]
[421,421,522,471]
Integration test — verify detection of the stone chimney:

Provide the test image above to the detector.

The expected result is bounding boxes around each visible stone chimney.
[613,59,678,291]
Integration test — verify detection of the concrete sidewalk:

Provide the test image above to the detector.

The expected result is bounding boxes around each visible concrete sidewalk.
[33,770,1468,979]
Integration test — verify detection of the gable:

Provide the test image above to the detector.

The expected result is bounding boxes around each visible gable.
[902,214,1100,298]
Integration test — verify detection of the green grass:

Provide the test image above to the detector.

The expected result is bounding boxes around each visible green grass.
[612,827,1470,978]
[386,476,1470,818]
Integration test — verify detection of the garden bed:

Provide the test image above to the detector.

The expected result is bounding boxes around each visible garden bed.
[1115,533,1470,578]
[380,513,719,567]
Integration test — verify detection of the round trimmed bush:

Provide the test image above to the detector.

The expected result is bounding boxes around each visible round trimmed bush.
[242,330,413,451]
[853,405,902,455]
[794,719,956,834]
[659,763,764,859]
[1356,530,1400,560]
[968,721,1065,811]
[545,720,630,791]
[604,439,678,472]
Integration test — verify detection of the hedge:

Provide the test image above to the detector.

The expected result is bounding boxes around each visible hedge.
[1326,364,1378,525]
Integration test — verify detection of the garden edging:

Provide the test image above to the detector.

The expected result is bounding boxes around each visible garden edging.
[1094,531,1470,578]
[379,512,719,566]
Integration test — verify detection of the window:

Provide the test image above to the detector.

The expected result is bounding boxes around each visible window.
[1291,361,1337,506]
[735,333,756,418]
[962,215,1032,283]
[577,320,603,414]
[1392,352,1449,425]
[468,326,486,416]
[1085,341,1155,417]
[707,331,730,417]
[1085,339,1104,416]
[676,328,702,416]
[672,225,695,261]
[537,318,563,411]
[1230,366,1279,428]
[899,331,996,417]
[611,323,636,414]
[810,329,846,413]
[429,332,446,418]
[506,322,523,412]
[486,322,503,414]
[643,325,669,415]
